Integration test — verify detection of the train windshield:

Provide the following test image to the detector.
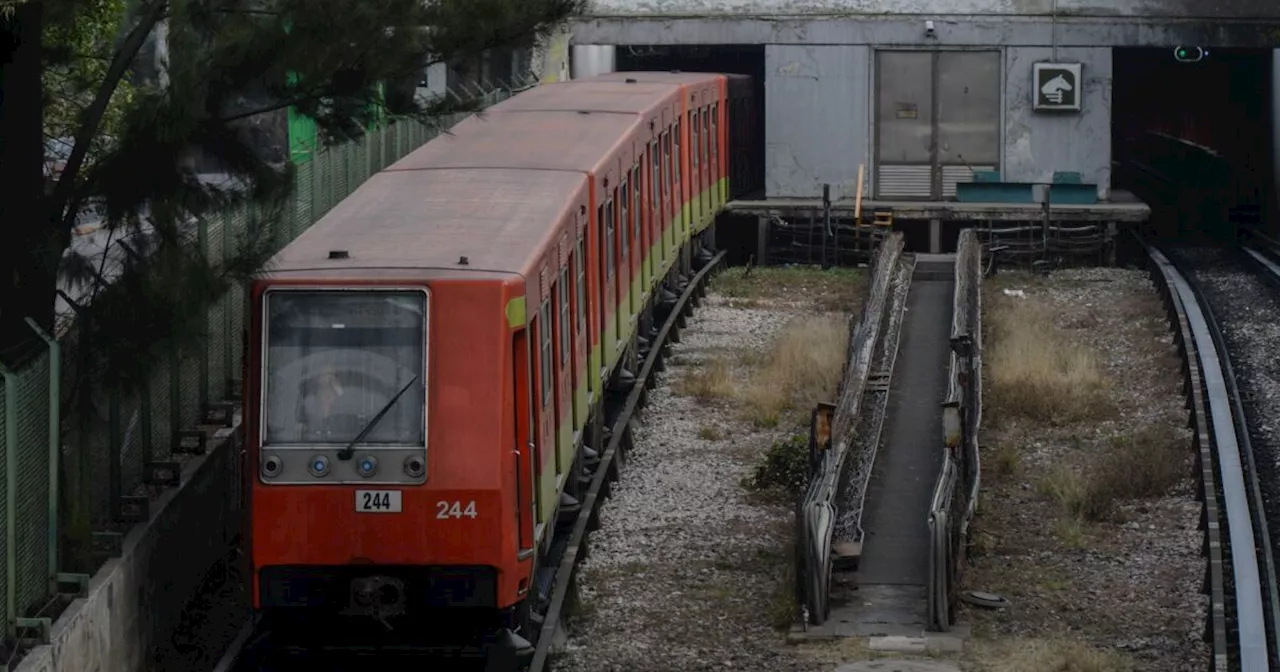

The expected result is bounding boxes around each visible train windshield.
[262,290,427,446]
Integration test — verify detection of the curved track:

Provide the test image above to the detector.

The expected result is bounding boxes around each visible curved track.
[1144,239,1280,671]
[213,251,728,672]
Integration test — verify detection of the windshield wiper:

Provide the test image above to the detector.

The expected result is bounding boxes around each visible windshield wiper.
[336,375,419,461]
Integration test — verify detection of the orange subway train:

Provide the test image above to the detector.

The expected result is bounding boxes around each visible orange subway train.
[241,71,758,660]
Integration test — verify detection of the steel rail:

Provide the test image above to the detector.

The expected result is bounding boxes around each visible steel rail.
[527,249,728,672]
[211,614,261,672]
[1146,242,1273,670]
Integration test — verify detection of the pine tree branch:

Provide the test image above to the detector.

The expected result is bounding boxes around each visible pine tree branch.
[50,0,167,232]
[218,86,329,124]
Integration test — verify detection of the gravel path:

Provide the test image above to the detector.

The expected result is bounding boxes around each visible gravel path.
[553,270,859,672]
[964,267,1208,671]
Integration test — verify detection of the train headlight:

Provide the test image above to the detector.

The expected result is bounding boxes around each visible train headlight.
[403,455,425,478]
[262,454,283,479]
[309,454,331,478]
[357,455,378,477]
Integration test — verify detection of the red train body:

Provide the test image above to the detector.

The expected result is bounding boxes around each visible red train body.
[241,72,757,655]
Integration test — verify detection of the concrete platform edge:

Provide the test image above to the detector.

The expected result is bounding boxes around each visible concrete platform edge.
[16,416,243,672]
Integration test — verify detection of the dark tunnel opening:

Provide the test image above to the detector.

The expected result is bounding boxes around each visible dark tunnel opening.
[608,45,767,198]
[1112,47,1276,243]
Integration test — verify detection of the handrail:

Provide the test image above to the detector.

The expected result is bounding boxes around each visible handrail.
[926,229,982,632]
[797,232,904,625]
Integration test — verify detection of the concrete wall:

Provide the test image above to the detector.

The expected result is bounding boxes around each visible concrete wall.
[16,419,242,672]
[1004,47,1113,198]
[758,44,1113,200]
[572,16,1280,49]
[765,45,869,199]
[586,0,1280,19]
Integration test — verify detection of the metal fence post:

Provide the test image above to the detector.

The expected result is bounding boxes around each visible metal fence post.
[24,319,60,591]
[821,184,832,269]
[198,218,210,411]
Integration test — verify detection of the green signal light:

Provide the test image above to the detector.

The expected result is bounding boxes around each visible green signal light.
[1174,46,1206,62]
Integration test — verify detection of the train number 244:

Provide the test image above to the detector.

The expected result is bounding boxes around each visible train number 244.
[436,500,478,519]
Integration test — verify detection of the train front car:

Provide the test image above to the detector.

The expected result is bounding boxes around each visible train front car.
[241,167,556,663]
[246,276,522,653]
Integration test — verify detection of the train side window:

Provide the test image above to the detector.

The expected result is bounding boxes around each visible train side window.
[672,121,680,199]
[606,191,616,278]
[703,107,712,166]
[691,111,699,169]
[539,300,553,406]
[559,267,570,367]
[650,140,660,210]
[662,131,671,199]
[711,104,718,165]
[631,165,642,246]
[575,235,586,338]
[619,178,630,260]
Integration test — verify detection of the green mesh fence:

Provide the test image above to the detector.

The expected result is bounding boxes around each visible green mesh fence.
[13,355,52,616]
[0,98,516,638]
[1,344,57,637]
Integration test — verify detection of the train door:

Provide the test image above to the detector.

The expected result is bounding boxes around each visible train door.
[662,128,674,267]
[512,321,535,555]
[711,101,722,209]
[650,138,664,275]
[533,289,556,541]
[615,175,632,347]
[572,227,589,434]
[554,251,573,475]
[673,116,684,246]
[629,164,643,311]
[639,147,653,296]
[703,105,714,215]
[598,190,617,374]
[690,107,701,229]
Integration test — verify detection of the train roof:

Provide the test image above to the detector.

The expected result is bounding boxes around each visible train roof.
[265,167,586,277]
[487,80,679,114]
[386,110,639,174]
[592,71,725,86]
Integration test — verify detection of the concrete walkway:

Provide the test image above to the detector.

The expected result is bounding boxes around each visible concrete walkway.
[792,256,957,646]
[858,263,953,594]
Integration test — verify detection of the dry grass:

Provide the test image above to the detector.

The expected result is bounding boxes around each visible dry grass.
[972,637,1135,672]
[1037,425,1190,523]
[741,315,847,427]
[674,315,848,428]
[961,271,1204,672]
[992,442,1021,478]
[986,298,1111,426]
[713,265,862,312]
[673,357,735,400]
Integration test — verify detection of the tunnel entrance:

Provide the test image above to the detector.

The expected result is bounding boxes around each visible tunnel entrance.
[1111,47,1275,241]
[607,45,767,198]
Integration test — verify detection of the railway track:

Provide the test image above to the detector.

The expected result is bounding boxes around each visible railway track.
[1143,238,1280,671]
[212,249,729,672]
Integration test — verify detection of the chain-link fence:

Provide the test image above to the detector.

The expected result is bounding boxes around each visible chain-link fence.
[0,90,516,642]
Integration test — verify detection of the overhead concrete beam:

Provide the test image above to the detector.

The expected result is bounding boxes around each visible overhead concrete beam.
[570,15,1280,48]
[584,0,1280,20]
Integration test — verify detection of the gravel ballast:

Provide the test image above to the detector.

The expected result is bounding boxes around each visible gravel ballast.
[964,267,1210,671]
[553,269,862,672]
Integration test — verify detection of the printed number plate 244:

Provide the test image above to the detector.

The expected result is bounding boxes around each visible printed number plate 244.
[356,490,402,513]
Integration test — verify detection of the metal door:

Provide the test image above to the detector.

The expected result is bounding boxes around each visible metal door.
[875,50,1001,199]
